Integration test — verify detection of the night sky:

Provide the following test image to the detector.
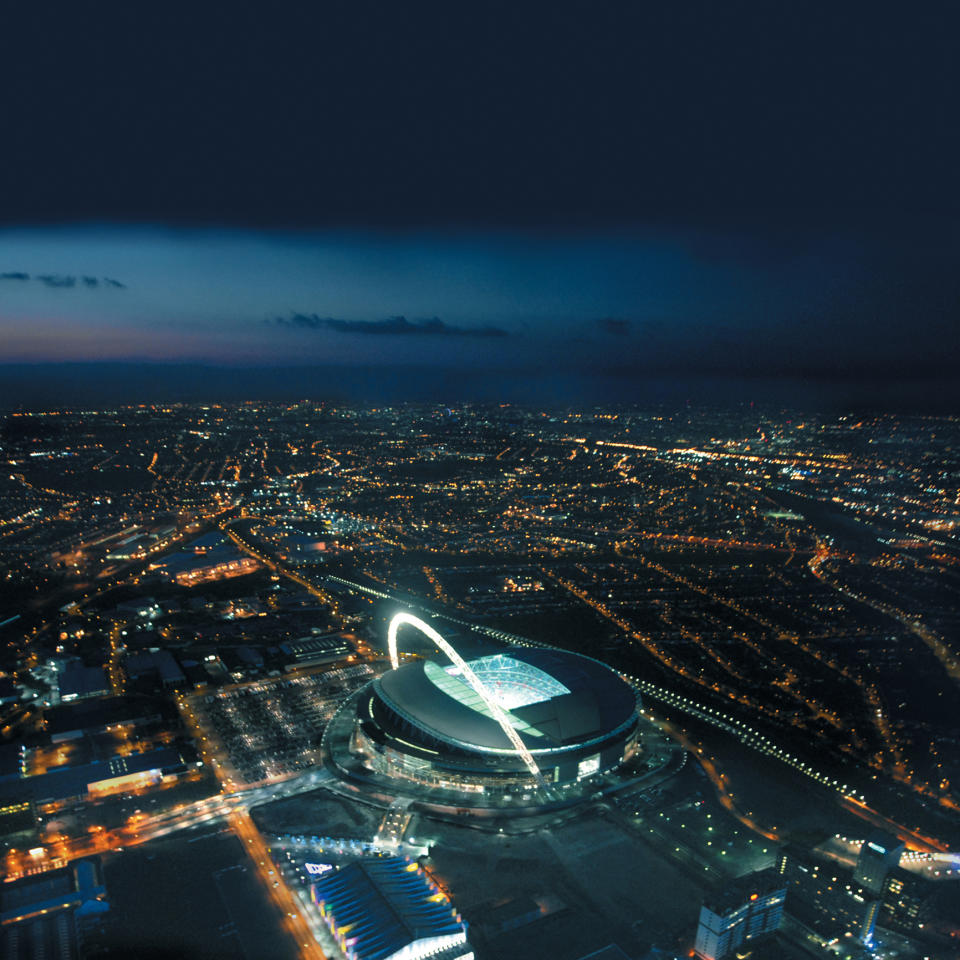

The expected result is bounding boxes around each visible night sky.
[1,6,957,407]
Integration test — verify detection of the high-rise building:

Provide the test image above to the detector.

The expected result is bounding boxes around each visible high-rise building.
[853,831,904,895]
[694,870,785,960]
[776,845,880,944]
[879,866,936,935]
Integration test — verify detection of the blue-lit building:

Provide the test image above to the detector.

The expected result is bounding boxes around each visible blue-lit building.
[311,856,473,960]
[694,870,785,960]
[853,831,904,895]
[1,857,110,959]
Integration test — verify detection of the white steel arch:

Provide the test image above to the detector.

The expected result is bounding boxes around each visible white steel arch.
[387,611,543,782]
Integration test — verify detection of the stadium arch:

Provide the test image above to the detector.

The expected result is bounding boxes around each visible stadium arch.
[386,611,543,782]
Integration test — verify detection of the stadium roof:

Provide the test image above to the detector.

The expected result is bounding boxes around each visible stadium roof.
[376,647,636,752]
[422,657,568,741]
[311,857,467,960]
[430,653,570,710]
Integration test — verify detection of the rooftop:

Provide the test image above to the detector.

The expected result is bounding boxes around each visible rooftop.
[311,857,467,960]
[21,746,185,803]
[58,665,109,701]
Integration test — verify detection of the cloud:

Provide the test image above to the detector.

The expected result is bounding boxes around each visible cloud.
[597,317,631,336]
[272,314,509,337]
[36,274,76,288]
[1,272,126,290]
[272,313,335,329]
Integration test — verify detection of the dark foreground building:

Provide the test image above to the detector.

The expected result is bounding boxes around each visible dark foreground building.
[776,845,880,944]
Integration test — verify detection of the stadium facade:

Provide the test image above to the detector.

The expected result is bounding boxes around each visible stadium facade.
[351,645,641,795]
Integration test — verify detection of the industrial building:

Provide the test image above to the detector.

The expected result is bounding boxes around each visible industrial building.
[42,696,163,743]
[1,858,110,960]
[280,633,354,670]
[16,746,191,806]
[57,664,110,703]
[123,649,185,689]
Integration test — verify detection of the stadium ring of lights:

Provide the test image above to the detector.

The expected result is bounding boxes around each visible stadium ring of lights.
[351,617,642,795]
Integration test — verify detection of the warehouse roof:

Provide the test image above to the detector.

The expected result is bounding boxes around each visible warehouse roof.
[311,857,467,960]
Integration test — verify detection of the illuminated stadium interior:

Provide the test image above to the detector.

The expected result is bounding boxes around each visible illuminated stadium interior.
[424,655,573,741]
[437,654,571,710]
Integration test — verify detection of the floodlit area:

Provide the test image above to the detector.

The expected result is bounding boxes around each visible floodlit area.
[442,654,570,710]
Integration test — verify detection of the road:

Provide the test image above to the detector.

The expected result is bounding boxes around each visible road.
[840,795,949,854]
[220,521,343,619]
[809,543,960,689]
[656,718,781,843]
[231,809,327,960]
[6,769,335,876]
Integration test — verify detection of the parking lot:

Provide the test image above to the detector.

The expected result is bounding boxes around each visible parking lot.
[195,665,374,783]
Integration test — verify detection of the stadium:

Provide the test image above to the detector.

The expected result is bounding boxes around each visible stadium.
[348,614,641,796]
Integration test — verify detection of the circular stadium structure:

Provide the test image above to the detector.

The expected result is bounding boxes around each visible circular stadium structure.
[351,641,641,796]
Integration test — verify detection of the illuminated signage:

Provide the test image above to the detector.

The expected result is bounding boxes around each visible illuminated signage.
[305,862,334,876]
[867,842,886,854]
[577,755,601,780]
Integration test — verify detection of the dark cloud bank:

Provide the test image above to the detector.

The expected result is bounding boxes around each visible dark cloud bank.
[0,272,126,289]
[270,314,509,338]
